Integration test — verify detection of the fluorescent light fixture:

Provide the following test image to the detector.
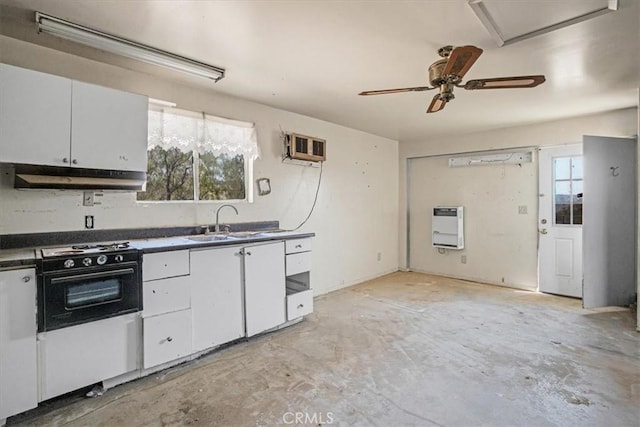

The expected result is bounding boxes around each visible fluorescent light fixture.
[35,12,225,82]
[468,0,618,47]
[149,98,177,108]
[449,151,533,167]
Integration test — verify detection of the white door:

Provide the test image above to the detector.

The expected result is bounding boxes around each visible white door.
[244,242,286,337]
[583,135,637,308]
[538,144,583,297]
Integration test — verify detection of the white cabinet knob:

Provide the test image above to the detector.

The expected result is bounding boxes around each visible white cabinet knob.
[72,159,78,164]
[246,251,252,256]
[22,276,31,283]
[166,337,173,342]
[62,157,69,163]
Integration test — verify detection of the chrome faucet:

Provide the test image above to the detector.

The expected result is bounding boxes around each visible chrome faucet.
[215,204,238,233]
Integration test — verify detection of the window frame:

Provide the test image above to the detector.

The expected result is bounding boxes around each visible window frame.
[552,155,583,227]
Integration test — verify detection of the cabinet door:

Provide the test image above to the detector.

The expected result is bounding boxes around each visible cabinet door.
[0,64,71,166]
[71,81,148,171]
[39,313,140,401]
[0,269,38,419]
[244,242,286,337]
[190,247,244,352]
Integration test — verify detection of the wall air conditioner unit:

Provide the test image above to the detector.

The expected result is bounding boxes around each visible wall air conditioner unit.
[285,133,326,162]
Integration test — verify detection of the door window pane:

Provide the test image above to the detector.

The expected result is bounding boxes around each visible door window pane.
[572,157,583,180]
[554,157,571,180]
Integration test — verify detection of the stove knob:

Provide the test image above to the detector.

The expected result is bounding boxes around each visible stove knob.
[83,257,92,267]
[64,259,75,268]
[97,255,108,265]
[114,255,124,262]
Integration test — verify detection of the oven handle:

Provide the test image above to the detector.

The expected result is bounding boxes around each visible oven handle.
[50,268,136,284]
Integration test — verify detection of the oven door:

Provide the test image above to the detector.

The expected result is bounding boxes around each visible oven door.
[40,262,141,331]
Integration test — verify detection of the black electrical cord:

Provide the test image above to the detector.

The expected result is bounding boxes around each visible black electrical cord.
[282,161,323,232]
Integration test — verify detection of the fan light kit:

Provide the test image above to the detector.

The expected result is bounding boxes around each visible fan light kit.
[359,45,545,113]
[35,12,225,82]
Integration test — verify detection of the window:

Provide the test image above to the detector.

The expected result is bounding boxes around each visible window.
[553,156,583,225]
[137,106,259,202]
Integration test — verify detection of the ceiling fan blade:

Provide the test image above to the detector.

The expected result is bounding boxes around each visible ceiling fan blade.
[426,95,447,113]
[464,75,546,90]
[358,86,433,96]
[442,45,483,79]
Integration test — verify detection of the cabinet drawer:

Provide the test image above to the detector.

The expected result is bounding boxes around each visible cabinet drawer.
[143,250,189,281]
[286,290,314,321]
[286,252,311,276]
[143,309,192,369]
[285,238,312,254]
[143,276,190,317]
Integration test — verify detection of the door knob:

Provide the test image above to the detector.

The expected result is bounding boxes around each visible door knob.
[539,228,548,235]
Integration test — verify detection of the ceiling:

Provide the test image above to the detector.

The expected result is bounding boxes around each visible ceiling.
[1,0,638,142]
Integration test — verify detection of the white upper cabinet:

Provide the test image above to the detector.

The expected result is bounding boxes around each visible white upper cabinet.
[0,64,148,172]
[0,63,72,167]
[71,81,148,171]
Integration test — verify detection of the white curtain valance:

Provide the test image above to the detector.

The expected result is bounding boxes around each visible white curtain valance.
[148,107,260,160]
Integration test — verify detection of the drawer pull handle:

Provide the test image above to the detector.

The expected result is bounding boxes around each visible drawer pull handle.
[246,251,252,256]
[295,244,302,248]
[166,337,173,342]
[23,276,31,283]
[297,304,304,309]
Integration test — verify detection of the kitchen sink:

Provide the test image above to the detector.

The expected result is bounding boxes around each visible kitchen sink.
[186,234,232,242]
[227,231,263,238]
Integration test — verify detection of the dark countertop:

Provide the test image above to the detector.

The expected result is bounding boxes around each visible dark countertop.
[0,229,315,268]
[0,248,37,270]
[130,231,315,254]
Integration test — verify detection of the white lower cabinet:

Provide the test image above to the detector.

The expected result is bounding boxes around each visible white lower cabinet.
[0,268,37,422]
[245,242,287,337]
[142,309,192,369]
[38,313,139,401]
[190,246,244,352]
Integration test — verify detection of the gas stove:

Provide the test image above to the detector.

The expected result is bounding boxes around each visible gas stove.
[41,241,131,258]
[40,241,138,271]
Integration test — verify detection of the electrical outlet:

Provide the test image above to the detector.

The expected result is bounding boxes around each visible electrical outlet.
[461,255,467,264]
[377,252,382,261]
[518,205,528,214]
[85,215,94,229]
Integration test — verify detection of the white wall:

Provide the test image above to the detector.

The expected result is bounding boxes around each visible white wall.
[0,36,400,295]
[399,108,639,289]
[408,155,538,290]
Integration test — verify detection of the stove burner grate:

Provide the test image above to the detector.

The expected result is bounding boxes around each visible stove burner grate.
[71,242,130,251]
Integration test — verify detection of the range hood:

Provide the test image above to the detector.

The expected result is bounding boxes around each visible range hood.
[14,164,146,191]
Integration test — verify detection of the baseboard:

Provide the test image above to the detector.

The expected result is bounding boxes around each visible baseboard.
[315,268,400,296]
[407,268,537,292]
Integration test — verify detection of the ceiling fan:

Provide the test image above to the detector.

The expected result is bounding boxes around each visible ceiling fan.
[359,45,545,113]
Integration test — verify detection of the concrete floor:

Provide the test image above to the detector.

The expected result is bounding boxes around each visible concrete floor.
[11,272,640,426]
